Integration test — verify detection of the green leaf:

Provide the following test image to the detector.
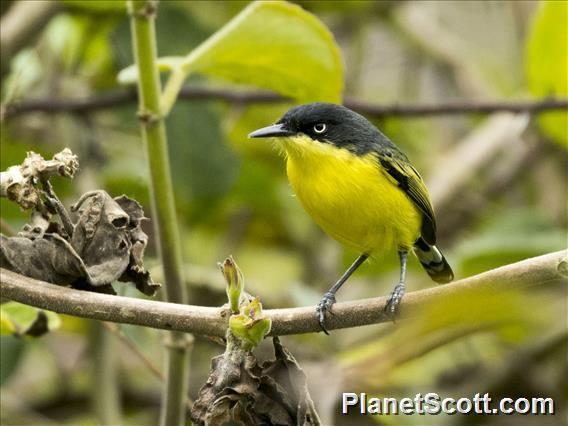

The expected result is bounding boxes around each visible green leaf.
[229,297,272,350]
[0,302,61,337]
[118,1,344,109]
[182,1,343,103]
[0,313,16,335]
[220,256,244,314]
[60,0,127,13]
[526,1,568,147]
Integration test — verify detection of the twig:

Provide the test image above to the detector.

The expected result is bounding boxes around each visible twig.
[102,322,165,382]
[2,87,567,120]
[102,323,196,407]
[345,98,568,117]
[0,148,79,210]
[1,251,566,337]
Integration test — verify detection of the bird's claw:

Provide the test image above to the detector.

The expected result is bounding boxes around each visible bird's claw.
[384,282,405,322]
[316,292,336,335]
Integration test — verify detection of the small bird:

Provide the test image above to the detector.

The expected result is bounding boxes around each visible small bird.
[249,103,453,333]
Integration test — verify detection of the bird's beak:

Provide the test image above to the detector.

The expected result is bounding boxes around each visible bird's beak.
[248,123,295,139]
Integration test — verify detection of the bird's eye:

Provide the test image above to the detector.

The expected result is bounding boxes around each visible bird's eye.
[313,123,327,134]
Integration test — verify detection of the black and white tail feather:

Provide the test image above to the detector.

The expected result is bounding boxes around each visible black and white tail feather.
[413,237,454,284]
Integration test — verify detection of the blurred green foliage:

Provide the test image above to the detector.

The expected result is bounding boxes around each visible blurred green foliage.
[0,337,24,387]
[0,1,566,425]
[526,1,568,146]
[1,303,61,337]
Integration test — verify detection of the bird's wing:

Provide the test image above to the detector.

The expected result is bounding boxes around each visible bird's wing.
[377,151,437,245]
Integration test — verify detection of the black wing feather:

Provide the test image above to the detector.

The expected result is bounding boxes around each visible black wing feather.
[377,150,437,245]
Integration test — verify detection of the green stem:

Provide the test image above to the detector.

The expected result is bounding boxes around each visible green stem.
[160,66,188,116]
[91,321,121,426]
[127,1,191,425]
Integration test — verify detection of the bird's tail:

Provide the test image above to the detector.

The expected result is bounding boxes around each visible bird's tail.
[413,237,454,284]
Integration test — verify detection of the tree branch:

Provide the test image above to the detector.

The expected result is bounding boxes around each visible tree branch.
[2,87,567,120]
[1,251,566,337]
[346,98,568,117]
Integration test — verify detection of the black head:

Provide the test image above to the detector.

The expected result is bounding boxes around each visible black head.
[248,102,396,155]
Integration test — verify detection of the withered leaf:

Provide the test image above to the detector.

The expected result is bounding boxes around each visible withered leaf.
[1,190,160,296]
[191,336,320,426]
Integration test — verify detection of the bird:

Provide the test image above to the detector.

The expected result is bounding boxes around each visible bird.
[248,102,453,334]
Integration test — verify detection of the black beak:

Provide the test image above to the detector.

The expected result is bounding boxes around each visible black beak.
[248,123,295,138]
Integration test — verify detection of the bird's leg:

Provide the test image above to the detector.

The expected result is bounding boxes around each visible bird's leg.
[384,250,408,318]
[316,253,369,334]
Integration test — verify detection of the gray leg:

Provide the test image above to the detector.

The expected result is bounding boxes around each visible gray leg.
[384,250,408,317]
[316,253,369,334]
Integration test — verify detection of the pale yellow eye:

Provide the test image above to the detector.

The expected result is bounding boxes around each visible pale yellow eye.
[313,123,326,134]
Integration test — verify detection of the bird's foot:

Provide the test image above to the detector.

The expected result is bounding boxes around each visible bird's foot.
[384,282,405,322]
[315,291,336,335]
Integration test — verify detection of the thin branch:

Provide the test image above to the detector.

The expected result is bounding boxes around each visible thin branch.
[2,91,139,117]
[0,88,281,119]
[1,251,566,337]
[2,87,567,120]
[102,322,165,382]
[346,98,568,117]
[0,148,78,209]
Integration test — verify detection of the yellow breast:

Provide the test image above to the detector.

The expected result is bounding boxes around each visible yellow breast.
[283,135,421,255]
